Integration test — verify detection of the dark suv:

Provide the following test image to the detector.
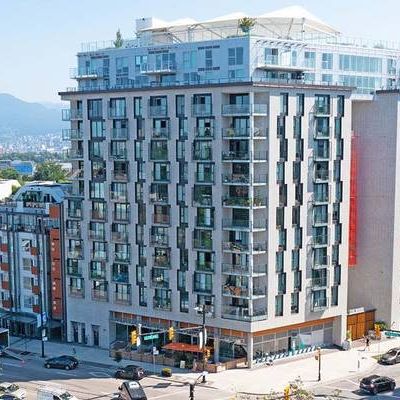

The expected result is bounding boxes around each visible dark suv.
[115,365,145,380]
[360,375,395,394]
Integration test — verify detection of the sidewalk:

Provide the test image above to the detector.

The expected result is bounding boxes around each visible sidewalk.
[8,335,400,394]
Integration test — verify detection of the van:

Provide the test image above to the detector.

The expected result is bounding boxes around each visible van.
[117,381,147,400]
[37,386,79,400]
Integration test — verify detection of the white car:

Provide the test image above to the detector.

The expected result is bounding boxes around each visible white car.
[37,387,79,400]
[0,382,26,399]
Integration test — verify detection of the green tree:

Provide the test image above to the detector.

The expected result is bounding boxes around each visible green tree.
[0,168,21,180]
[114,29,123,48]
[33,161,68,182]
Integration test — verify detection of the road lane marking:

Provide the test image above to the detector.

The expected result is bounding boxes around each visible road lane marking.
[89,371,112,378]
[149,389,187,399]
[54,371,78,377]
[344,378,359,386]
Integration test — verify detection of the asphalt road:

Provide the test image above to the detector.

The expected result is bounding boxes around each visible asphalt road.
[0,356,233,400]
[312,352,400,399]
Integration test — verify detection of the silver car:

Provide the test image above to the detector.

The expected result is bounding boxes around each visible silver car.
[380,348,400,365]
[0,383,26,399]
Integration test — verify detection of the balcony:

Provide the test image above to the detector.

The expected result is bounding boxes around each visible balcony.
[141,63,176,75]
[222,196,266,208]
[62,109,83,121]
[222,263,250,275]
[153,255,171,269]
[88,230,105,241]
[110,191,128,202]
[222,127,268,140]
[109,149,128,161]
[68,208,82,219]
[193,148,213,161]
[150,192,169,204]
[193,194,212,207]
[90,269,107,280]
[313,150,330,161]
[149,105,168,118]
[310,235,329,248]
[91,209,107,221]
[313,104,330,116]
[191,104,213,117]
[311,276,329,289]
[91,250,108,261]
[196,260,215,272]
[150,148,168,161]
[112,271,129,283]
[222,219,266,231]
[222,174,250,185]
[222,285,249,298]
[66,148,84,160]
[313,255,330,269]
[92,289,108,302]
[314,127,331,139]
[222,306,267,322]
[112,231,129,243]
[115,252,130,263]
[62,129,83,140]
[192,238,212,251]
[314,170,330,183]
[114,291,132,305]
[313,214,329,227]
[153,214,170,225]
[66,227,81,238]
[311,296,329,311]
[111,127,129,140]
[195,173,214,184]
[112,170,129,182]
[108,108,127,119]
[221,104,268,116]
[222,241,267,254]
[70,67,104,79]
[150,235,169,247]
[195,217,214,229]
[153,173,170,183]
[152,127,170,139]
[153,297,172,311]
[194,127,214,139]
[151,275,170,289]
[113,211,130,223]
[222,151,249,162]
[67,248,83,259]
[310,193,329,205]
[69,286,84,298]
[67,265,82,276]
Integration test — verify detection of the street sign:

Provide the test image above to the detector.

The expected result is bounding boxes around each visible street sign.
[385,330,400,337]
[144,334,159,341]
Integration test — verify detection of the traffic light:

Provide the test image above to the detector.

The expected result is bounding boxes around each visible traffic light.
[130,330,137,345]
[168,326,175,341]
[284,385,290,400]
[204,348,211,359]
[375,324,381,339]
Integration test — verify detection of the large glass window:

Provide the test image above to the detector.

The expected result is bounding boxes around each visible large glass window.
[322,53,333,69]
[228,47,244,66]
[339,55,382,73]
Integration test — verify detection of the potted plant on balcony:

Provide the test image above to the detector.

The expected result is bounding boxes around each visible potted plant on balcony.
[239,17,256,34]
[114,29,124,48]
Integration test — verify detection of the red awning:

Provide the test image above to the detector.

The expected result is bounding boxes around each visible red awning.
[162,342,210,353]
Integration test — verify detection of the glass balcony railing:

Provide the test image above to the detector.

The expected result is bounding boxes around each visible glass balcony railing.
[222,127,250,138]
[195,173,214,184]
[90,269,107,280]
[314,170,330,182]
[111,127,129,140]
[66,148,84,160]
[152,127,170,139]
[67,248,83,259]
[222,306,267,322]
[67,265,82,276]
[222,263,250,275]
[314,103,330,115]
[153,296,172,311]
[311,296,329,311]
[222,219,266,230]
[91,209,107,220]
[221,104,268,116]
[153,214,170,225]
[108,108,127,119]
[153,173,170,183]
[62,129,83,140]
[222,151,250,161]
[109,149,128,160]
[62,109,83,121]
[195,217,214,228]
[92,288,108,301]
[193,194,212,207]
[114,291,132,305]
[149,105,168,117]
[150,148,168,161]
[314,127,331,139]
[112,272,129,283]
[194,127,214,139]
[110,191,128,202]
[310,235,329,247]
[150,235,169,247]
[222,196,266,207]
[192,238,213,250]
[153,255,171,268]
[222,285,249,298]
[313,256,329,269]
[66,228,81,238]
[222,174,250,184]
[69,286,84,298]
[191,104,213,117]
[115,252,130,263]
[91,250,108,261]
[68,208,82,219]
[193,148,213,161]
[113,211,130,222]
[112,231,129,242]
[112,170,129,182]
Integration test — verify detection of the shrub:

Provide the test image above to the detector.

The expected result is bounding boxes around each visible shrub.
[161,367,172,377]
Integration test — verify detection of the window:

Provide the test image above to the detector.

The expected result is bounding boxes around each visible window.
[322,74,333,84]
[180,292,189,312]
[275,295,283,316]
[228,47,244,66]
[280,93,288,115]
[134,97,142,117]
[339,55,382,73]
[331,286,339,306]
[337,95,345,116]
[91,120,104,139]
[296,94,304,116]
[205,49,213,68]
[176,95,185,117]
[322,53,333,69]
[139,285,147,306]
[291,292,299,314]
[194,272,212,293]
[292,250,299,271]
[183,51,197,69]
[304,52,316,68]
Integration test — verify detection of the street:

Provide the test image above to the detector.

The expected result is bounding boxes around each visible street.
[313,352,400,399]
[0,356,233,400]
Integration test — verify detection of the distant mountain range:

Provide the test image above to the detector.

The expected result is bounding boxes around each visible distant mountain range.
[0,93,64,135]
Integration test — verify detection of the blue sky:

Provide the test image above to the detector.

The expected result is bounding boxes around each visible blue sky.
[0,0,398,103]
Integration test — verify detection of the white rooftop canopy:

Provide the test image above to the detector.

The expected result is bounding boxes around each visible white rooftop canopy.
[136,5,340,43]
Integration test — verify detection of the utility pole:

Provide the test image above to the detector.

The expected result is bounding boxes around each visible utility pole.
[317,347,321,381]
[201,304,207,383]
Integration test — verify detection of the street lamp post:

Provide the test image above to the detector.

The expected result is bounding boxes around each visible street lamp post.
[194,304,208,384]
[317,347,321,381]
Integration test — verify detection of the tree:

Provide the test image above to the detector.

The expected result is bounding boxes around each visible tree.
[33,161,68,182]
[0,168,21,180]
[114,29,124,48]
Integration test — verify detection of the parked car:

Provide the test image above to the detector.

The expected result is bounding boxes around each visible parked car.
[359,375,396,394]
[115,365,145,380]
[380,348,400,365]
[117,381,147,400]
[0,383,26,399]
[0,395,23,400]
[44,355,78,370]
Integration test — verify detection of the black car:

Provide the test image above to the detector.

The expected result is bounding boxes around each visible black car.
[360,375,396,395]
[0,395,21,400]
[380,348,400,365]
[44,355,79,370]
[115,365,145,380]
[118,381,147,400]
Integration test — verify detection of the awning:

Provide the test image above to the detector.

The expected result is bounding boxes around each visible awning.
[163,342,211,353]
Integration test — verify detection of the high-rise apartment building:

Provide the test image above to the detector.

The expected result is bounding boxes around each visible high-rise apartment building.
[0,182,68,340]
[60,7,360,365]
[348,90,400,332]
